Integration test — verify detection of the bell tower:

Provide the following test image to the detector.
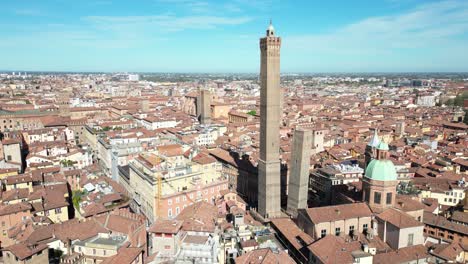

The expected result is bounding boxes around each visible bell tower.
[362,142,398,213]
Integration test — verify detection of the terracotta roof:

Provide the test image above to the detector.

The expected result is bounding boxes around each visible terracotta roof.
[0,168,19,174]
[240,239,258,248]
[430,242,464,261]
[1,188,30,202]
[148,219,183,234]
[270,218,314,251]
[421,198,439,213]
[301,203,372,224]
[157,144,184,157]
[453,158,468,167]
[209,148,236,166]
[450,211,468,225]
[0,202,32,216]
[3,243,48,260]
[394,195,425,212]
[376,208,424,229]
[99,193,123,204]
[101,247,143,264]
[5,173,37,185]
[26,219,107,244]
[424,212,468,235]
[94,213,145,236]
[81,203,108,217]
[192,152,217,165]
[176,201,217,232]
[373,245,429,264]
[307,235,363,264]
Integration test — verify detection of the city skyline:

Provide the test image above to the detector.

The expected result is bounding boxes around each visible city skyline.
[2,0,468,73]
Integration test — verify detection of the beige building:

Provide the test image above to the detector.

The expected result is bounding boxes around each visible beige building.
[1,139,23,170]
[1,175,70,224]
[128,145,227,223]
[297,203,373,240]
[82,125,100,156]
[418,183,466,207]
[228,111,253,123]
[0,111,51,132]
[72,233,131,264]
[211,102,230,119]
[148,219,183,260]
[3,243,49,264]
[375,208,425,250]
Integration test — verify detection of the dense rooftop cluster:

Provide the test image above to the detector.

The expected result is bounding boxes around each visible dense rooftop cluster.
[0,69,467,264]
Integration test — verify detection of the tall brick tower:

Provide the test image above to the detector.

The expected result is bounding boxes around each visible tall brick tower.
[258,21,282,219]
[199,89,211,124]
[287,128,312,217]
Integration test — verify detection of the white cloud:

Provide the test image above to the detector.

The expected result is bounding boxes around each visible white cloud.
[83,14,252,32]
[0,13,252,50]
[283,0,468,71]
[286,0,468,53]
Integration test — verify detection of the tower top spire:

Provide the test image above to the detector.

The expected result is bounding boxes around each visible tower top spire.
[266,20,275,36]
[367,128,380,147]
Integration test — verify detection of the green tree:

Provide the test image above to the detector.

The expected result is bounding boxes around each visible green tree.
[397,182,420,195]
[445,98,455,106]
[72,190,84,209]
[247,110,256,116]
[60,159,74,167]
[454,91,468,106]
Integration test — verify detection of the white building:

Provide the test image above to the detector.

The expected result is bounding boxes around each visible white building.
[416,95,436,107]
[140,116,177,130]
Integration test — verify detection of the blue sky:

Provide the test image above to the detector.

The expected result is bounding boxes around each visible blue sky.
[1,0,468,73]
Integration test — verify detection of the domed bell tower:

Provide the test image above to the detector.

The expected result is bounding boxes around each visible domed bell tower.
[362,142,398,213]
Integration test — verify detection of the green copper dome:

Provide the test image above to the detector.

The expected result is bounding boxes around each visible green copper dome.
[377,142,389,151]
[365,159,397,181]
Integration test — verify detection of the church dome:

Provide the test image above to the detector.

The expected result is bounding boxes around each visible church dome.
[365,159,397,181]
[377,142,389,151]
